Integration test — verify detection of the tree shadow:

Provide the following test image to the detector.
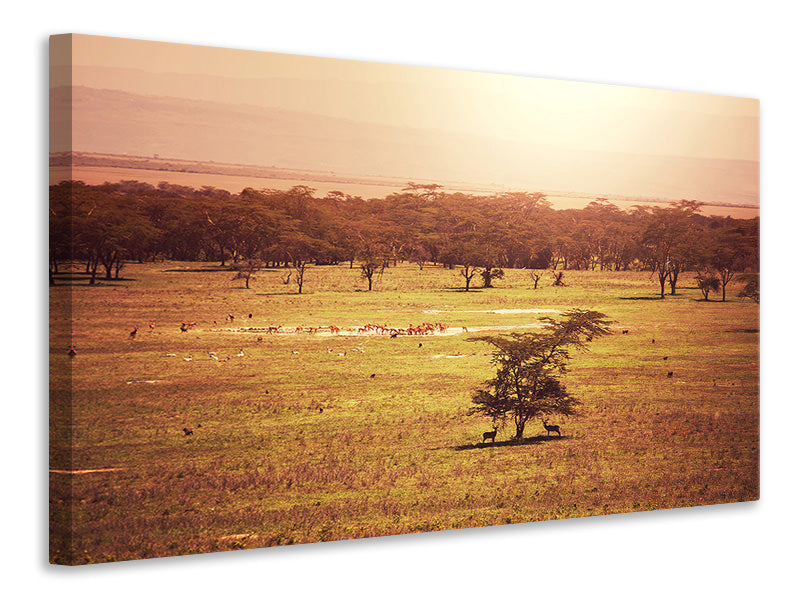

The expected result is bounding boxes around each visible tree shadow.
[618,296,665,301]
[163,267,232,272]
[442,287,484,293]
[451,434,568,451]
[50,279,134,287]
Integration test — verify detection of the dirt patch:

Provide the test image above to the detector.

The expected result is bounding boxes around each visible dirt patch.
[50,468,125,475]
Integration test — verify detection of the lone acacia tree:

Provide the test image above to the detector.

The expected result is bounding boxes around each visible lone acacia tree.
[469,309,613,440]
[231,259,261,289]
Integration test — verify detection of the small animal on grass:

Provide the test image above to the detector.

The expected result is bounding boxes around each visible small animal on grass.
[622,330,629,334]
[667,371,674,378]
[182,427,193,436]
[370,373,376,378]
[663,356,668,361]
[68,346,76,358]
[482,426,498,444]
[542,419,562,437]
[129,327,138,339]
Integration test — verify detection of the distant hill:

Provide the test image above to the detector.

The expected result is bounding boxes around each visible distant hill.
[50,85,759,206]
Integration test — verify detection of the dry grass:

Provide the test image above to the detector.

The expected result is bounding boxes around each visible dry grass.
[49,262,758,564]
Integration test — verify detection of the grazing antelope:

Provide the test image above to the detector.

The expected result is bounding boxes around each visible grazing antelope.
[482,426,498,444]
[542,419,562,437]
[183,427,193,436]
[129,327,138,339]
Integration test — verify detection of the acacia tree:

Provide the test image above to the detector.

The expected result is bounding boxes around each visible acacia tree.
[469,309,613,440]
[695,272,721,301]
[360,259,384,291]
[738,275,759,304]
[710,224,758,302]
[293,260,312,294]
[640,201,700,298]
[231,258,261,289]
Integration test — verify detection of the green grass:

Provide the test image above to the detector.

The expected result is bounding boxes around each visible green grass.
[49,262,759,564]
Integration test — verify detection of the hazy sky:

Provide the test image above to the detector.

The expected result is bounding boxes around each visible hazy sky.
[52,34,759,163]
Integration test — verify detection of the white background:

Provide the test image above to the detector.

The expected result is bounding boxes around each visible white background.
[4,1,797,598]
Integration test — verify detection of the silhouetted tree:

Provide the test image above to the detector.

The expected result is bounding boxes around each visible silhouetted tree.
[469,309,613,439]
[232,259,261,289]
[695,272,721,301]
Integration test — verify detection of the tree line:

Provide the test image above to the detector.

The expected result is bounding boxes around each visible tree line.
[49,180,758,299]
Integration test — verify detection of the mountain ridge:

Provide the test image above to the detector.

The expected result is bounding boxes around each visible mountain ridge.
[49,85,759,205]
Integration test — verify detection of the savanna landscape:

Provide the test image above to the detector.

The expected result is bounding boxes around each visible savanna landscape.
[49,33,760,567]
[49,176,759,565]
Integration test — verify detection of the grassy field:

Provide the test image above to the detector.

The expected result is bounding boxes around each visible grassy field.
[49,262,759,564]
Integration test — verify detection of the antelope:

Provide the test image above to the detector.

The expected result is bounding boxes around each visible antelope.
[68,346,76,358]
[542,419,562,437]
[183,427,193,436]
[129,327,138,339]
[482,426,498,444]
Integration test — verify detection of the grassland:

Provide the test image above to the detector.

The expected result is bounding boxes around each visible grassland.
[49,263,759,564]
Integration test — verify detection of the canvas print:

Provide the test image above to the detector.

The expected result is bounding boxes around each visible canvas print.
[49,34,759,565]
